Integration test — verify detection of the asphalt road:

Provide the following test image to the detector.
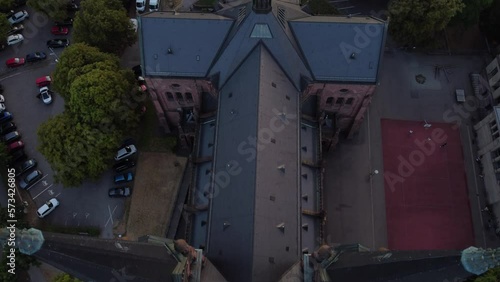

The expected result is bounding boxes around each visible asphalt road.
[0,6,127,238]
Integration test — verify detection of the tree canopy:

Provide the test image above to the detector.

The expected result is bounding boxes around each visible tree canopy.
[0,13,11,40]
[52,43,120,100]
[27,0,69,21]
[388,0,465,46]
[453,0,493,27]
[38,114,121,187]
[39,43,140,187]
[73,0,136,55]
[53,273,82,282]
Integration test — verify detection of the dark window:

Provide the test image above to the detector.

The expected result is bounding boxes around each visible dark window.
[176,92,183,102]
[346,98,354,105]
[336,97,344,104]
[185,92,193,102]
[326,97,333,105]
[166,92,174,101]
[339,88,349,93]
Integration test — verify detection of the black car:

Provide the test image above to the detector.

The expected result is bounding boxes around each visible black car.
[113,159,135,172]
[46,39,69,48]
[26,52,46,63]
[1,131,20,144]
[55,18,73,26]
[7,149,26,167]
[15,158,36,177]
[0,122,16,135]
[108,187,131,198]
[7,24,23,36]
[0,111,12,124]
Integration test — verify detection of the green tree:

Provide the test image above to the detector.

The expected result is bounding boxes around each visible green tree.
[27,0,69,21]
[0,13,11,40]
[0,0,15,13]
[0,247,39,281]
[308,0,339,15]
[473,266,500,281]
[73,0,136,55]
[388,0,465,46]
[453,0,493,27]
[52,43,120,99]
[53,273,82,282]
[68,68,139,133]
[38,114,122,187]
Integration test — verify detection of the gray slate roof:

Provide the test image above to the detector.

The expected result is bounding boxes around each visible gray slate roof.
[208,43,300,282]
[289,16,386,82]
[139,13,233,77]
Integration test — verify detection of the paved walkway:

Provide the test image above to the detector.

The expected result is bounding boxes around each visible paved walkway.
[324,50,500,250]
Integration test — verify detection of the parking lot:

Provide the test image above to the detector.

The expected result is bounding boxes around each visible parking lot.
[0,6,128,238]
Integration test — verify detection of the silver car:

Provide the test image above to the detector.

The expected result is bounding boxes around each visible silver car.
[37,198,59,218]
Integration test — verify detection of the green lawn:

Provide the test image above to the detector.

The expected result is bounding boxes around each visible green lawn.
[134,99,177,153]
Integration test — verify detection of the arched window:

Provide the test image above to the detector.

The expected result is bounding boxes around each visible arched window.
[346,98,354,105]
[326,97,333,105]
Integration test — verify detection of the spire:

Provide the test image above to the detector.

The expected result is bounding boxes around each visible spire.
[253,0,271,13]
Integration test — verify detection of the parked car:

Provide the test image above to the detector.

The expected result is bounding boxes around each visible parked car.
[132,65,142,78]
[8,149,25,166]
[19,169,42,189]
[55,18,73,26]
[38,87,52,104]
[6,24,23,36]
[7,10,28,25]
[0,122,16,135]
[35,76,52,87]
[6,34,23,45]
[8,140,23,151]
[26,52,46,63]
[114,172,133,184]
[0,94,3,102]
[0,111,12,124]
[0,103,4,112]
[0,84,5,94]
[6,57,25,67]
[113,159,135,172]
[15,158,36,177]
[108,187,131,198]
[2,131,20,143]
[115,145,137,161]
[51,26,68,35]
[46,39,69,48]
[36,198,59,218]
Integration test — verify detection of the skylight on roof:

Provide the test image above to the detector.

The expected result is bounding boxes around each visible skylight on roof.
[250,23,272,38]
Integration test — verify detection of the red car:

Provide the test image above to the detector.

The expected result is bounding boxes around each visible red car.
[6,57,25,68]
[51,26,69,35]
[8,140,24,152]
[36,76,52,87]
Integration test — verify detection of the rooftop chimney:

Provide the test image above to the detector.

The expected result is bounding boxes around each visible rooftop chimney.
[253,0,271,13]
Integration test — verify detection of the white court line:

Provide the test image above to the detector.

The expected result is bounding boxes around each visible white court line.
[104,205,117,227]
[32,184,53,200]
[467,126,487,247]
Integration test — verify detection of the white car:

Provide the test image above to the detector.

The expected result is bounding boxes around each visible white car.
[115,144,137,161]
[0,95,4,103]
[37,198,59,218]
[7,10,29,25]
[0,103,5,112]
[130,19,138,33]
[136,0,145,12]
[6,34,23,46]
[39,86,52,104]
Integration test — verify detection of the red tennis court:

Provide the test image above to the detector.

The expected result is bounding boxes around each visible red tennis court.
[381,119,474,250]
